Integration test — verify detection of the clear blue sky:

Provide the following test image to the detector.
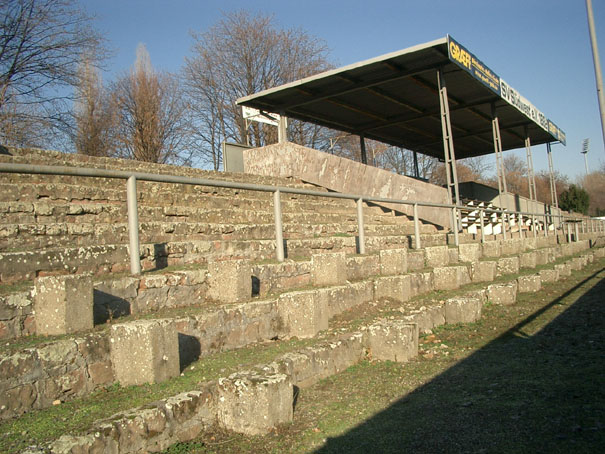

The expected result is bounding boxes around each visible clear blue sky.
[81,0,605,181]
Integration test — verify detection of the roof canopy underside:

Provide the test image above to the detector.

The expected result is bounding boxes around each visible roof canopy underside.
[237,37,560,160]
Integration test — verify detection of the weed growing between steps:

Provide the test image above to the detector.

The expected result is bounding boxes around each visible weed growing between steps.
[162,260,605,454]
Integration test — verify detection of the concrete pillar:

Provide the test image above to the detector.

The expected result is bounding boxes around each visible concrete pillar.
[207,259,252,303]
[34,275,93,335]
[217,371,293,435]
[278,290,328,338]
[311,252,347,287]
[379,248,408,275]
[110,319,180,385]
[365,320,418,362]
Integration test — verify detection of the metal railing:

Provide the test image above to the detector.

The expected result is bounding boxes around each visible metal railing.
[1,162,603,275]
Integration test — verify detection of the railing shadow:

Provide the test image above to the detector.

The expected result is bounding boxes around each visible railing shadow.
[314,268,605,453]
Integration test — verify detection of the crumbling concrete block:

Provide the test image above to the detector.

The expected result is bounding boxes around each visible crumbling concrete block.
[594,247,605,258]
[501,239,522,256]
[554,263,571,277]
[277,290,328,338]
[496,257,520,276]
[445,296,482,324]
[539,269,559,283]
[217,371,292,435]
[110,319,179,386]
[470,261,496,283]
[379,248,408,276]
[535,249,550,265]
[433,267,459,291]
[448,248,459,264]
[409,272,434,297]
[458,243,481,263]
[401,305,445,334]
[207,259,251,303]
[569,257,582,271]
[34,275,93,335]
[487,282,517,306]
[519,251,537,269]
[424,246,449,268]
[517,275,541,293]
[373,275,411,302]
[311,252,347,286]
[407,250,425,271]
[456,265,471,286]
[365,320,418,362]
[482,241,502,258]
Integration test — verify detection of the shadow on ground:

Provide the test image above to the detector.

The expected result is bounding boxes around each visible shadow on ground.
[315,268,605,453]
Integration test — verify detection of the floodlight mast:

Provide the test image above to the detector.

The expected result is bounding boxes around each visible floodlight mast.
[586,0,605,152]
[582,138,590,175]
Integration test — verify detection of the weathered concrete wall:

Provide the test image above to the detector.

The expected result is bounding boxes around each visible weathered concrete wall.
[243,142,450,228]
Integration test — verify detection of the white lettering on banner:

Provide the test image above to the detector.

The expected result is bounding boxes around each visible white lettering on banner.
[500,79,548,132]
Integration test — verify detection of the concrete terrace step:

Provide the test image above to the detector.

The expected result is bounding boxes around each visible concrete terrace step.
[0,220,438,251]
[0,200,419,227]
[1,237,601,422]
[6,244,604,452]
[0,232,456,283]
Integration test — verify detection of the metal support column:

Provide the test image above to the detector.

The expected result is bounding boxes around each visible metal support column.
[360,134,368,165]
[126,176,141,275]
[480,210,486,243]
[413,203,421,249]
[547,143,558,208]
[491,104,508,239]
[438,69,460,236]
[273,190,285,262]
[356,198,366,254]
[277,112,288,144]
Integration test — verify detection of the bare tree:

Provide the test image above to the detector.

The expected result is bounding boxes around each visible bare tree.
[73,57,116,156]
[183,10,331,169]
[113,44,191,164]
[0,0,106,145]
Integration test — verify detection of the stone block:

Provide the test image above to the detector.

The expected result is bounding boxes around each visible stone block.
[424,246,449,268]
[110,319,179,386]
[445,297,482,324]
[379,248,408,276]
[365,320,418,362]
[346,255,380,281]
[217,371,292,435]
[539,269,559,283]
[554,263,571,277]
[402,305,445,334]
[448,248,459,264]
[517,275,541,293]
[409,272,434,297]
[373,275,411,302]
[471,261,496,283]
[34,275,93,335]
[519,252,537,269]
[501,239,521,256]
[407,251,425,271]
[456,265,471,286]
[458,243,481,263]
[487,282,517,306]
[594,247,605,258]
[207,259,251,303]
[569,257,582,271]
[311,252,347,286]
[482,241,502,258]
[433,267,459,291]
[278,290,328,338]
[496,257,520,276]
[535,249,550,265]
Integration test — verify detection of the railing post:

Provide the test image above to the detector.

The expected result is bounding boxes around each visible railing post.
[567,221,572,243]
[480,209,486,243]
[575,220,580,242]
[356,198,366,255]
[126,176,141,276]
[273,190,284,262]
[532,214,537,238]
[519,213,524,239]
[501,212,507,240]
[413,203,421,249]
[452,207,459,246]
[543,214,548,237]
